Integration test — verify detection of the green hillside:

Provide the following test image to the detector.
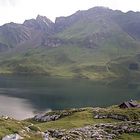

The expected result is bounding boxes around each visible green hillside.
[0,45,139,81]
[0,7,140,81]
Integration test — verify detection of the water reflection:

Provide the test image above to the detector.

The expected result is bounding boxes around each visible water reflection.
[0,75,139,119]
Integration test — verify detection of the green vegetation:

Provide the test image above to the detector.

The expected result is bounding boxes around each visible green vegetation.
[0,118,43,140]
[97,106,140,121]
[34,106,140,131]
[0,118,28,139]
[0,45,140,81]
[116,133,140,140]
[0,45,115,79]
[35,109,119,130]
[0,105,140,140]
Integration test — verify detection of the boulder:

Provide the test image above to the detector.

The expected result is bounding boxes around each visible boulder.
[2,134,23,140]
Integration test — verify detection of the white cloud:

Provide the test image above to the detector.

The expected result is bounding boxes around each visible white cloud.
[0,0,140,25]
[0,0,18,6]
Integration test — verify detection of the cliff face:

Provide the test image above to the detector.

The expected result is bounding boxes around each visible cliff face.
[0,22,32,47]
[0,15,55,49]
[24,15,55,34]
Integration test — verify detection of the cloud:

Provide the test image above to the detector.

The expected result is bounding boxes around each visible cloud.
[0,0,18,6]
[0,0,140,25]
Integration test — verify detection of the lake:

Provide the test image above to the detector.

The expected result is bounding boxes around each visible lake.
[0,75,139,119]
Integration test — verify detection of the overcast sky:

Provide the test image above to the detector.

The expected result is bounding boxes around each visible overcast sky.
[0,0,140,25]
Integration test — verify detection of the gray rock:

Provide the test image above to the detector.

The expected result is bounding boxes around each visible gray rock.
[34,114,61,122]
[2,134,23,140]
[33,109,85,122]
[43,133,50,140]
[45,121,140,140]
[94,113,129,121]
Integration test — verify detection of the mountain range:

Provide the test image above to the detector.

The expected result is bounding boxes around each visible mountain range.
[1,7,140,81]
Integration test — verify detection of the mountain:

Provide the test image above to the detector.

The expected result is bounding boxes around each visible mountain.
[0,15,55,50]
[0,7,140,81]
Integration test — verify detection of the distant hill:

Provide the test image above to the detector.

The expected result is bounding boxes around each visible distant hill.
[1,7,140,81]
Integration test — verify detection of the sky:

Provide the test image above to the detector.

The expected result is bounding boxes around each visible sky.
[0,0,140,25]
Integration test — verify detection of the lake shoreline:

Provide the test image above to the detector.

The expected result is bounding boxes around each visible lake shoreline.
[0,75,139,120]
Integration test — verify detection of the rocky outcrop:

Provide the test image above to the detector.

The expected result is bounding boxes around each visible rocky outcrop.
[46,127,114,140]
[42,37,65,47]
[2,121,140,140]
[44,121,140,140]
[94,113,129,121]
[24,15,54,34]
[34,113,61,122]
[33,108,85,122]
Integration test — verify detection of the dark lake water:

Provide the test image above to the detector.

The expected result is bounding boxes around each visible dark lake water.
[0,75,140,119]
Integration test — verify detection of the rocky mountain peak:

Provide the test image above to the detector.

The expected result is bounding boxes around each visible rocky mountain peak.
[36,15,54,26]
[88,6,112,12]
[23,15,54,34]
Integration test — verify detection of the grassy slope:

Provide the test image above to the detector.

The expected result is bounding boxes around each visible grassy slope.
[116,133,140,140]
[34,106,140,130]
[0,43,140,81]
[0,118,28,139]
[0,45,113,78]
[1,106,140,140]
[35,109,119,130]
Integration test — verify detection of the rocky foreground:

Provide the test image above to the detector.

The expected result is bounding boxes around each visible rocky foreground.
[1,106,140,140]
[43,121,140,140]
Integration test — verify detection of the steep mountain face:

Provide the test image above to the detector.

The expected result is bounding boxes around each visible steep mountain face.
[0,15,55,50]
[24,15,54,34]
[55,7,140,49]
[0,7,140,81]
[0,22,31,48]
[55,7,114,33]
[113,11,140,40]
